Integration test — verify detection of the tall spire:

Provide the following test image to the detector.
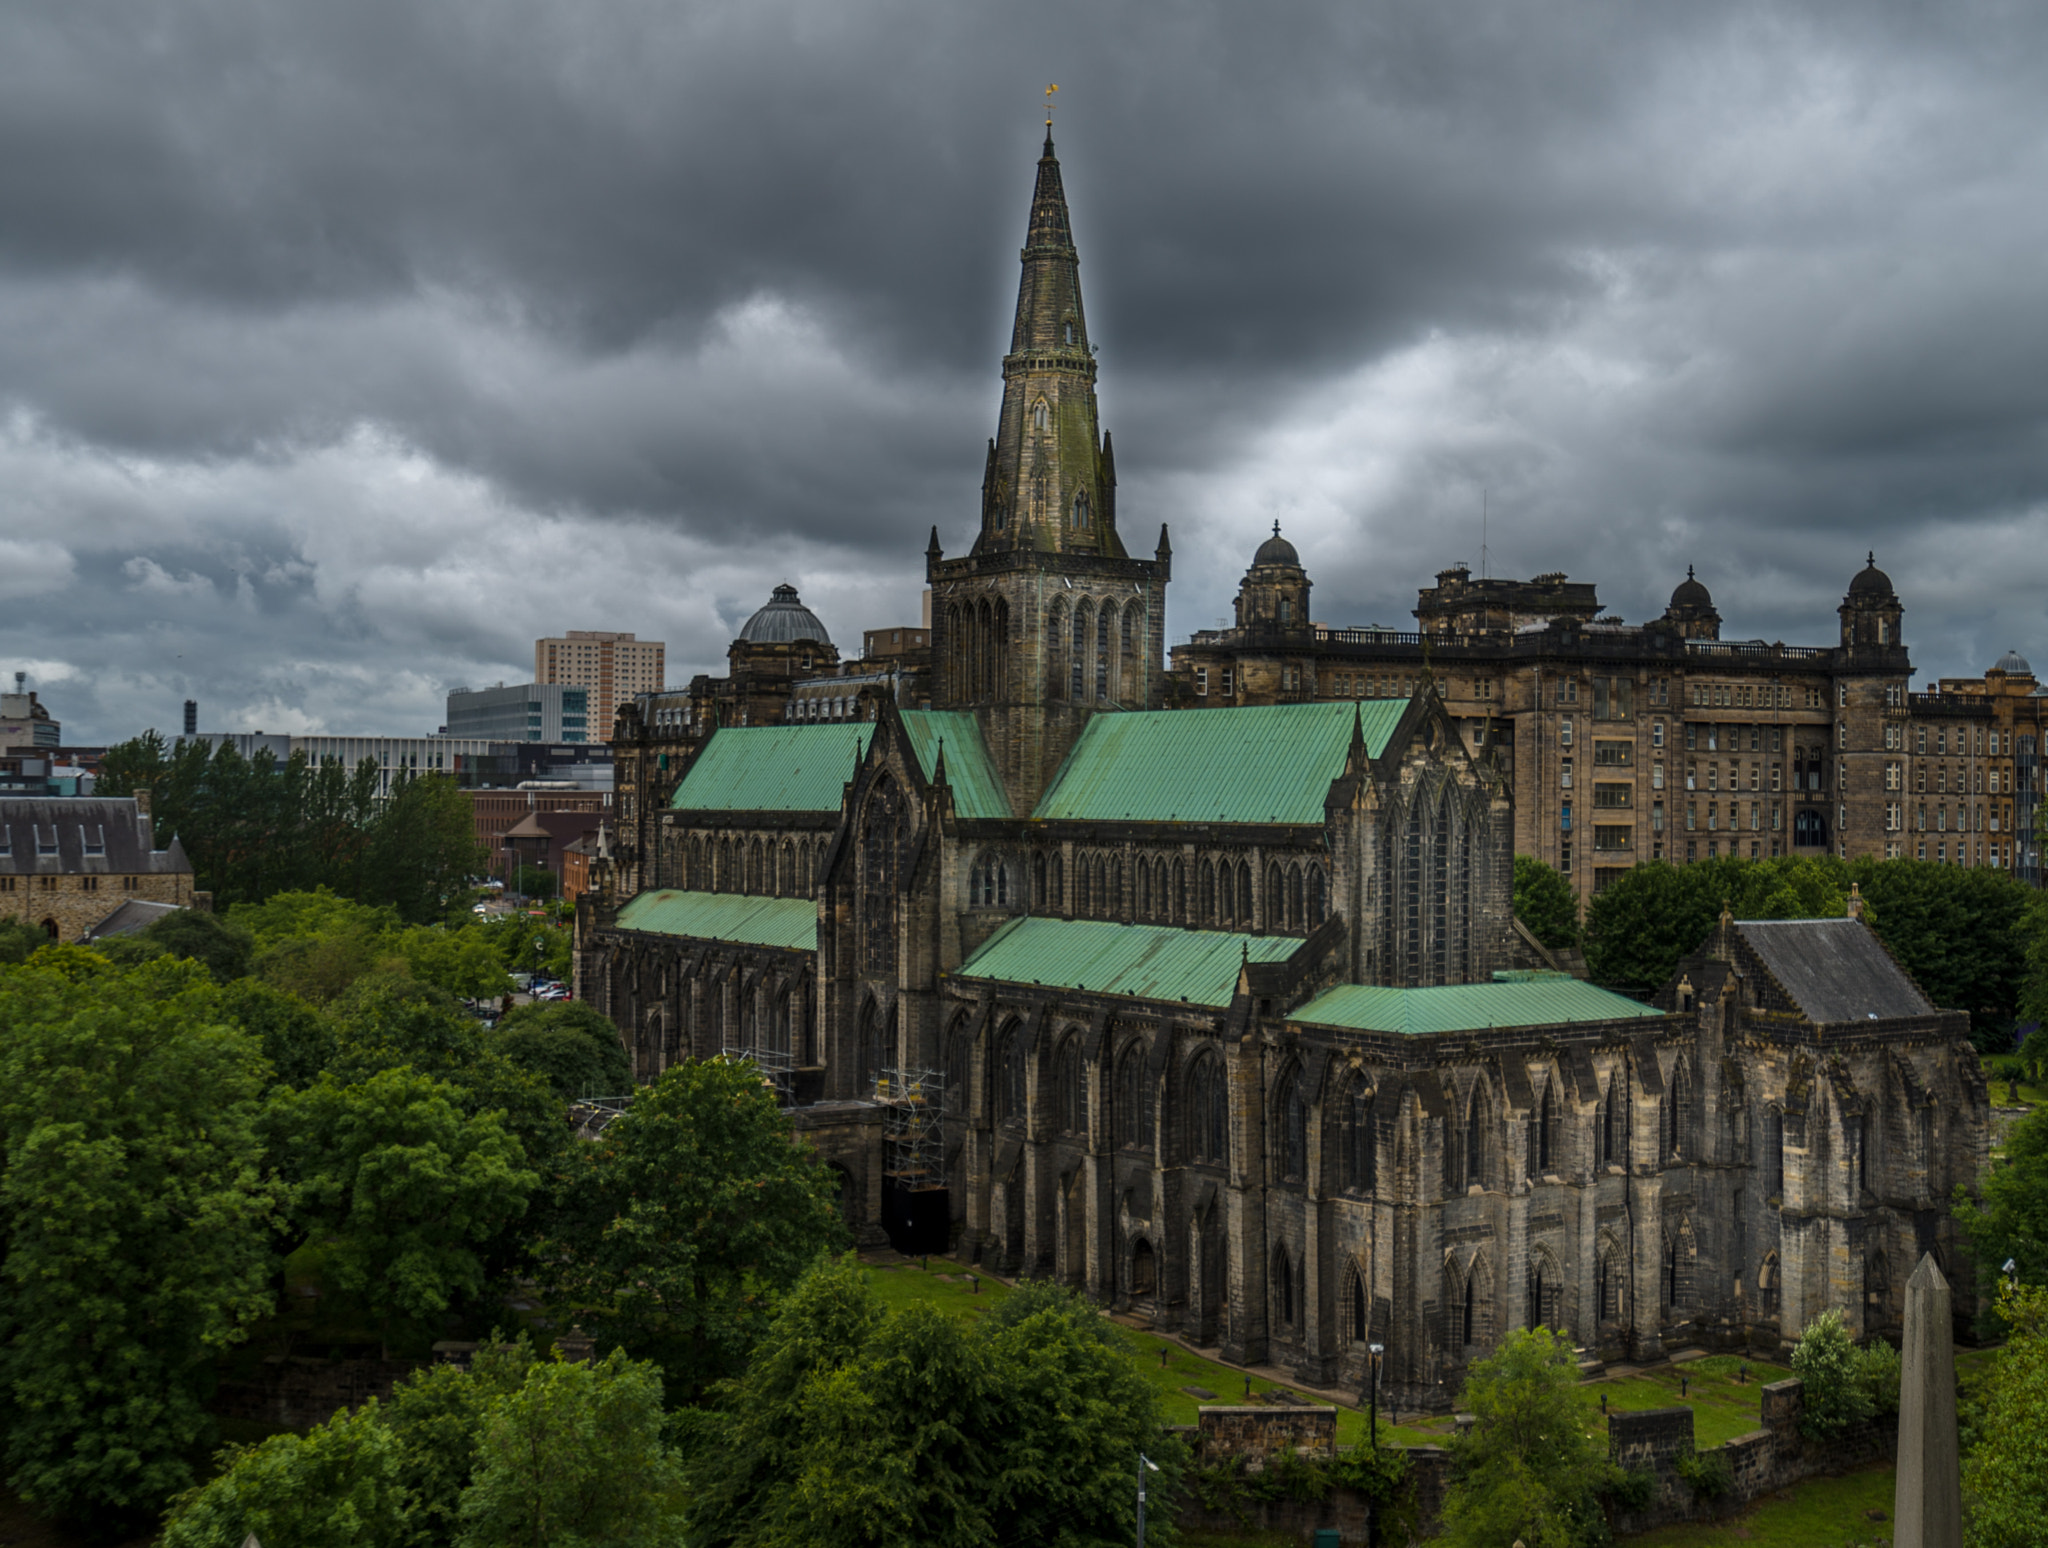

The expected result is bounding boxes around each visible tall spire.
[972,129,1121,560]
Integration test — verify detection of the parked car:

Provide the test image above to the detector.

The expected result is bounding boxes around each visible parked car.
[534,983,571,1002]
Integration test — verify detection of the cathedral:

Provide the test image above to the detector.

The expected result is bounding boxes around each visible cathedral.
[578,132,1989,1407]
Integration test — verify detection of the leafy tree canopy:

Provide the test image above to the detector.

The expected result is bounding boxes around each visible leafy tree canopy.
[1956,1104,2048,1325]
[264,1067,539,1325]
[489,1001,633,1100]
[1964,1281,2048,1548]
[159,1404,410,1548]
[542,1059,848,1403]
[0,956,280,1530]
[1514,855,1581,950]
[1437,1326,1611,1548]
[1788,1308,1873,1439]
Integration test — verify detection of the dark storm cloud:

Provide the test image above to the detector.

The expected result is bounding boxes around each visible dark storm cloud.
[4,0,2048,737]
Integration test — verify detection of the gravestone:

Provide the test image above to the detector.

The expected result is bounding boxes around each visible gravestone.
[1893,1253,1960,1548]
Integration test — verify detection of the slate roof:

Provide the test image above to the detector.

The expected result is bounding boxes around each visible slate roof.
[901,711,1012,819]
[953,917,1299,1007]
[81,899,185,940]
[1033,701,1402,825]
[1735,918,1935,1023]
[669,724,870,814]
[1293,976,1663,1035]
[0,797,191,876]
[612,889,818,951]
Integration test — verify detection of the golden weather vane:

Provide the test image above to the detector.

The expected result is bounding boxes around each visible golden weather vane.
[1045,83,1058,127]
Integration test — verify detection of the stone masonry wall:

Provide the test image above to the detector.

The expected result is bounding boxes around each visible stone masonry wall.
[1194,1405,1338,1460]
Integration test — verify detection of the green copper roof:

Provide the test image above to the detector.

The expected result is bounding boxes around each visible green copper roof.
[1032,701,1402,825]
[901,711,1012,819]
[613,889,818,951]
[954,917,1298,1007]
[670,723,869,813]
[1292,976,1662,1036]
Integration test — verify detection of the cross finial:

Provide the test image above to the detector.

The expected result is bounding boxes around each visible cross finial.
[1687,564,1695,579]
[1044,83,1058,128]
[1868,550,1876,566]
[1272,520,1282,538]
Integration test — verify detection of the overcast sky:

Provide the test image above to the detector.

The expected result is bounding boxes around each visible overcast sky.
[6,0,2048,742]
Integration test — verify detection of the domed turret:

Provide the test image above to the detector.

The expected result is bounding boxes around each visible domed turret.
[1669,565,1712,610]
[1661,564,1721,641]
[1838,551,1904,654]
[1848,552,1895,598]
[1253,522,1300,568]
[738,584,833,646]
[1993,649,2033,676]
[1234,523,1311,631]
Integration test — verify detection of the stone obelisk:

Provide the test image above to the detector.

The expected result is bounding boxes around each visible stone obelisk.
[1894,1253,1961,1548]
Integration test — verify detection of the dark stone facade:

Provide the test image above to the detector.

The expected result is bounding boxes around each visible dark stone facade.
[579,132,1990,1416]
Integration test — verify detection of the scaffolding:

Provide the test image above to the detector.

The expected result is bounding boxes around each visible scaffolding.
[722,1042,796,1103]
[873,1065,944,1189]
[568,1094,635,1141]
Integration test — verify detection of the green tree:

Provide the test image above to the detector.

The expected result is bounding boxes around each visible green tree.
[1513,856,1580,950]
[159,1404,410,1548]
[0,957,280,1528]
[384,1336,541,1545]
[489,1001,633,1100]
[1436,1326,1610,1548]
[365,773,486,925]
[137,907,255,982]
[265,1068,538,1325]
[0,917,45,964]
[543,1059,847,1402]
[1956,1105,2048,1322]
[401,925,514,1002]
[1964,1280,2048,1548]
[216,977,338,1089]
[1788,1307,1872,1439]
[456,1349,686,1548]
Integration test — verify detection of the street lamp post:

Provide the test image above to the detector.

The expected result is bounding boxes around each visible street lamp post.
[1366,1342,1385,1449]
[1135,1453,1159,1548]
[534,935,547,990]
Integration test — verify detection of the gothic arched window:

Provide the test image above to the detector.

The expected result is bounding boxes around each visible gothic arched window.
[1072,601,1090,702]
[1056,1038,1083,1135]
[1094,608,1110,700]
[1046,599,1069,703]
[1344,1079,1375,1193]
[1186,1051,1228,1163]
[1033,398,1050,432]
[1278,1067,1308,1181]
[1114,1042,1152,1151]
[1072,490,1089,528]
[995,1020,1026,1125]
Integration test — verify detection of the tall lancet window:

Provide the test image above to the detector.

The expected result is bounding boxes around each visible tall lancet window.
[1033,398,1050,432]
[1072,491,1089,528]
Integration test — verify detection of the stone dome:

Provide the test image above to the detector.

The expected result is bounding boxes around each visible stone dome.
[1253,521,1301,568]
[1669,565,1712,610]
[1993,649,2033,676]
[738,584,832,646]
[1848,552,1895,599]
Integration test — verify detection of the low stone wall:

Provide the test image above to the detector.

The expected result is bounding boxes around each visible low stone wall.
[213,1355,419,1430]
[1603,1377,1896,1537]
[1990,1103,2034,1148]
[1177,1490,1374,1544]
[1195,1405,1339,1460]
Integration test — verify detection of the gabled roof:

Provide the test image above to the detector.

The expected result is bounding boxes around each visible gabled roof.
[954,917,1299,1007]
[900,711,1012,819]
[0,796,189,875]
[1734,918,1934,1023]
[1293,976,1662,1036]
[612,889,817,951]
[1032,701,1403,825]
[669,724,870,814]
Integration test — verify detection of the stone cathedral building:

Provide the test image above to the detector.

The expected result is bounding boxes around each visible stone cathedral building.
[579,133,1988,1408]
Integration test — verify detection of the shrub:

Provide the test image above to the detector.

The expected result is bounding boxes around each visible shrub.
[1674,1449,1731,1500]
[1856,1339,1902,1419]
[1605,1467,1657,1510]
[1790,1309,1874,1439]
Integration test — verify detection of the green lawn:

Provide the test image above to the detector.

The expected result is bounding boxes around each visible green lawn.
[1621,1461,1895,1548]
[862,1259,1444,1447]
[1589,1354,1793,1449]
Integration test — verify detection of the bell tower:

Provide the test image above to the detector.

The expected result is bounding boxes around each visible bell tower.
[928,127,1170,814]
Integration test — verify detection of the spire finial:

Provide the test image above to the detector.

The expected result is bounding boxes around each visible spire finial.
[1868,550,1876,566]
[1272,520,1282,538]
[1687,564,1695,580]
[1043,83,1058,143]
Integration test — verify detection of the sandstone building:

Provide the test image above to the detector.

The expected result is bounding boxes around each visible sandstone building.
[0,794,200,941]
[579,132,1989,1407]
[1176,548,2048,905]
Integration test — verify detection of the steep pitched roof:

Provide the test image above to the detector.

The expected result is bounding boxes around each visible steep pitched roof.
[900,711,1012,819]
[954,917,1298,1007]
[1293,975,1662,1036]
[1735,918,1934,1023]
[81,899,185,940]
[1033,701,1403,824]
[612,889,817,951]
[0,796,190,875]
[669,724,870,814]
